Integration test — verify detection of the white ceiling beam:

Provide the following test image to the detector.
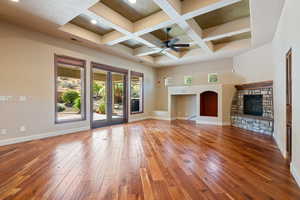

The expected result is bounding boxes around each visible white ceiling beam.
[68,0,247,64]
[101,31,128,45]
[163,50,181,60]
[138,33,162,48]
[85,4,179,60]
[178,19,214,53]
[152,0,182,19]
[88,3,133,34]
[94,0,242,48]
[152,0,213,54]
[88,3,179,60]
[133,11,173,34]
[134,46,161,57]
[202,17,251,42]
[137,34,181,59]
[59,23,102,45]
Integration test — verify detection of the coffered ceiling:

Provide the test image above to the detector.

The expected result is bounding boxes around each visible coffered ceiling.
[0,0,285,67]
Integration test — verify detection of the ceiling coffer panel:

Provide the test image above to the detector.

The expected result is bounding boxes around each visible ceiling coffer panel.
[101,0,161,22]
[194,0,250,29]
[70,14,113,35]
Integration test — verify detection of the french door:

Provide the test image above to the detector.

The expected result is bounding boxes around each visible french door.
[91,62,128,128]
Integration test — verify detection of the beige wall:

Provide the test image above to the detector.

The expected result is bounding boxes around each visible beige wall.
[155,58,242,110]
[172,95,197,119]
[272,0,300,183]
[0,21,155,142]
[233,43,275,83]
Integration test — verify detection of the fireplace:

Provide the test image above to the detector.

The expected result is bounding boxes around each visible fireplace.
[243,95,263,116]
[231,81,274,135]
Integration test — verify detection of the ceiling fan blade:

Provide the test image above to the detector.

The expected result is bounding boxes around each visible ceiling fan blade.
[170,46,179,52]
[172,44,190,47]
[168,38,179,46]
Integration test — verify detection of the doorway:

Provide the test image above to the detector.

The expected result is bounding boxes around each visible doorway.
[91,62,128,128]
[286,49,292,163]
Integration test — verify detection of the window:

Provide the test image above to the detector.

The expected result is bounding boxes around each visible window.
[208,73,218,83]
[130,71,144,114]
[54,55,86,123]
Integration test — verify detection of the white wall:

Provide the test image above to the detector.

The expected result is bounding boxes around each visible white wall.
[0,21,155,144]
[233,43,275,83]
[272,0,300,184]
[155,58,242,110]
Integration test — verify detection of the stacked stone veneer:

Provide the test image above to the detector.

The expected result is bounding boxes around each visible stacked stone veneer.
[231,87,274,135]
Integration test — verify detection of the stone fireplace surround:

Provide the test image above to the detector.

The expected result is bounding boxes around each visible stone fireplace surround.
[231,81,274,135]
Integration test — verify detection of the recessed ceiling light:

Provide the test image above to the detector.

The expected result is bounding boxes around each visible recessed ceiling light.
[128,0,136,4]
[90,19,97,25]
[10,0,19,2]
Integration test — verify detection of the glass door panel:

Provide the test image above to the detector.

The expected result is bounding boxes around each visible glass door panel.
[112,72,125,120]
[91,65,127,128]
[92,68,108,126]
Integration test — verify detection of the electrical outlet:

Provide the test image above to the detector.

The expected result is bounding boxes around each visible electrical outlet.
[20,126,26,132]
[1,129,7,135]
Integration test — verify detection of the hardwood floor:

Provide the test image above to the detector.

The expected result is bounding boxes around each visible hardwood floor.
[0,120,299,200]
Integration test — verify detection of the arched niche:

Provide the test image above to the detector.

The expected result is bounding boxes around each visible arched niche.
[200,91,218,117]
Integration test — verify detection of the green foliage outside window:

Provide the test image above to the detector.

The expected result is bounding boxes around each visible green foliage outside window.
[62,90,80,106]
[73,97,81,111]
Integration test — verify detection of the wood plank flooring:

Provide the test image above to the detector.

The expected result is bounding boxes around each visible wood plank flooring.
[0,119,300,200]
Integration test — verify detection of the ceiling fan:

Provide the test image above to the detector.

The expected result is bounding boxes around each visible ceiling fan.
[158,27,190,53]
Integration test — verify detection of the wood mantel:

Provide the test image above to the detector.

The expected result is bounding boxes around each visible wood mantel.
[235,80,273,90]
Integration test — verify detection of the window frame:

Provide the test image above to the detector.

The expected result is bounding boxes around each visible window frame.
[130,71,144,115]
[54,54,87,124]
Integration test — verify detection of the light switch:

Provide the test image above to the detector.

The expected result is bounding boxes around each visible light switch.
[1,129,7,135]
[20,126,26,132]
[19,96,27,101]
[0,96,13,101]
[0,96,8,101]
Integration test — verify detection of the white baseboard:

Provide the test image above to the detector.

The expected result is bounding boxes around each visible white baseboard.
[174,117,189,120]
[222,121,232,126]
[196,120,222,126]
[291,162,300,187]
[129,116,151,122]
[0,126,90,147]
[150,116,172,121]
[274,134,287,158]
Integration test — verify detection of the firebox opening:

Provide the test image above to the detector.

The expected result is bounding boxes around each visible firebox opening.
[243,95,263,116]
